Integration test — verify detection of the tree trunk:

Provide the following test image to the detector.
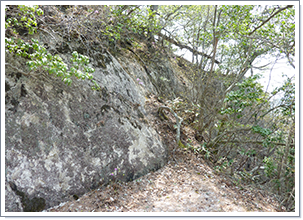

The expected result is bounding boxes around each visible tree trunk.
[148,5,159,42]
[277,119,294,195]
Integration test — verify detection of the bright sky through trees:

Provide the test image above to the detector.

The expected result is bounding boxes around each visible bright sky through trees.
[176,48,295,95]
[170,2,297,98]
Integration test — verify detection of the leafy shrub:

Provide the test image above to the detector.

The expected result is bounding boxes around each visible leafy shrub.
[5,5,100,90]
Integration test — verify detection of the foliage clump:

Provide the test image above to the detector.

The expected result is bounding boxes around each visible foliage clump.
[5,5,100,90]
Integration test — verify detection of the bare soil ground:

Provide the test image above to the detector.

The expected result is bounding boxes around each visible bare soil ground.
[44,95,281,213]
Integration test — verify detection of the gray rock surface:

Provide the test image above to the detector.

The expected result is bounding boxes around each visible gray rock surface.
[5,48,181,211]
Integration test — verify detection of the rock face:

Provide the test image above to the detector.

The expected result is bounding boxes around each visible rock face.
[5,46,187,212]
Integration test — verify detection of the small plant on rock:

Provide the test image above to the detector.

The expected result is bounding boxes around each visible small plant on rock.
[108,167,125,192]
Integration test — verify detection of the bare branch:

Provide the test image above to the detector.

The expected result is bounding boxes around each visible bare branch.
[251,62,271,70]
[218,140,294,147]
[157,32,220,64]
[5,63,31,76]
[286,51,295,69]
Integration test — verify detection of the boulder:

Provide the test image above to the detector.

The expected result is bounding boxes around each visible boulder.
[5,50,169,211]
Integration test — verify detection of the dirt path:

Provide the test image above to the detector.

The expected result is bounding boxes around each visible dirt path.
[44,151,279,213]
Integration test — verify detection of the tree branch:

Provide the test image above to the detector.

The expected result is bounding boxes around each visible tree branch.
[5,63,31,76]
[163,6,183,21]
[225,38,254,94]
[218,140,294,147]
[248,5,294,36]
[260,102,294,118]
[157,32,220,64]
[286,51,295,69]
